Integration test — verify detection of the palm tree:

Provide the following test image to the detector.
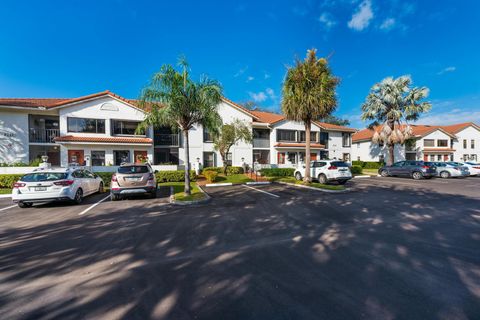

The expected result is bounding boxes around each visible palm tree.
[361,75,431,166]
[138,57,222,195]
[282,49,339,182]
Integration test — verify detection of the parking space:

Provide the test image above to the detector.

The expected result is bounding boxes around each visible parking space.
[0,181,479,319]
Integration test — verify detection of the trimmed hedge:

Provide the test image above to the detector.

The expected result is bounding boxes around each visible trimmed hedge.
[226,166,244,175]
[352,161,384,169]
[259,168,295,177]
[351,165,363,175]
[95,172,114,187]
[202,167,223,173]
[155,170,196,182]
[0,174,23,188]
[203,170,218,183]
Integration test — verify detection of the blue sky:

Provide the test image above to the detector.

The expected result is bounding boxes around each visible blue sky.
[0,0,479,128]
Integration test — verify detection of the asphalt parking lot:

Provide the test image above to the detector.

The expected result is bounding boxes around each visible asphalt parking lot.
[0,177,479,319]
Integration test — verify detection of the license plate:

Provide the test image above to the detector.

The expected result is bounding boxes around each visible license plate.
[34,187,47,191]
[126,177,141,181]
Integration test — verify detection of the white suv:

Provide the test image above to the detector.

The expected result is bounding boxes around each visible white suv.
[11,168,104,208]
[294,160,352,185]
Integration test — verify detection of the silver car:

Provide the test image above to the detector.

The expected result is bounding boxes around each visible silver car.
[432,162,469,178]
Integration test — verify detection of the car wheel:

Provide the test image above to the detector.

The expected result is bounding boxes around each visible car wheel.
[412,172,422,180]
[318,174,328,184]
[440,171,450,179]
[380,170,389,177]
[111,194,120,201]
[18,201,32,208]
[295,172,302,181]
[98,182,104,193]
[149,188,157,199]
[73,188,83,204]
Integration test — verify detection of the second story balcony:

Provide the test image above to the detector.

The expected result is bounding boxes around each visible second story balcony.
[154,133,180,147]
[29,128,60,143]
[253,138,270,148]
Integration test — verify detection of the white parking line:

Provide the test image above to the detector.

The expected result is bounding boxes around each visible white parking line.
[0,204,17,212]
[243,185,280,198]
[78,195,111,216]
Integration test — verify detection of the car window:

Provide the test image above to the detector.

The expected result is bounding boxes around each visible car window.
[21,172,68,182]
[331,161,349,167]
[392,161,405,167]
[84,170,95,179]
[118,166,149,174]
[406,161,418,166]
[313,162,326,167]
[73,170,85,178]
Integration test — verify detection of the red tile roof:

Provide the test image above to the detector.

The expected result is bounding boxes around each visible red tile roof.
[251,110,286,124]
[423,148,456,152]
[274,143,326,149]
[54,136,152,144]
[351,123,476,142]
[313,121,357,133]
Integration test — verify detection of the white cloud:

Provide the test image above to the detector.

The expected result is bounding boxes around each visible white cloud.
[437,66,456,75]
[249,91,267,102]
[264,72,270,79]
[234,66,248,78]
[246,76,255,82]
[318,12,337,29]
[348,0,374,31]
[380,18,395,30]
[265,88,276,100]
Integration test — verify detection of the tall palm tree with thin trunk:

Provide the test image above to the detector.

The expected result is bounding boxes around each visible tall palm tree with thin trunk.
[137,57,222,195]
[361,75,431,165]
[282,49,339,182]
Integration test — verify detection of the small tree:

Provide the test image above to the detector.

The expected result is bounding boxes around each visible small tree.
[282,49,339,182]
[361,75,431,165]
[213,119,252,175]
[137,57,222,195]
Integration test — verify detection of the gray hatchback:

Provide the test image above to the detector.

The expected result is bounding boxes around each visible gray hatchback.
[379,161,437,180]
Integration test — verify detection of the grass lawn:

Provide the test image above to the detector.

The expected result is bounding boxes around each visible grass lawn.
[268,176,346,191]
[159,182,205,202]
[214,174,253,184]
[362,168,380,176]
[0,188,11,194]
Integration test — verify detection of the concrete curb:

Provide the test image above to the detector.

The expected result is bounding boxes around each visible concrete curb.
[275,181,351,193]
[245,181,271,185]
[205,182,233,187]
[353,175,372,179]
[169,185,211,206]
[0,194,12,198]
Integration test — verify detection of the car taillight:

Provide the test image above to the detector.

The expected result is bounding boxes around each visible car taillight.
[148,173,154,181]
[54,180,75,186]
[474,167,480,169]
[111,174,117,182]
[422,165,430,169]
[13,182,26,188]
[328,165,337,170]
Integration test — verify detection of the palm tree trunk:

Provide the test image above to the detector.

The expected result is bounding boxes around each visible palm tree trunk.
[183,129,191,195]
[387,119,395,166]
[304,121,311,182]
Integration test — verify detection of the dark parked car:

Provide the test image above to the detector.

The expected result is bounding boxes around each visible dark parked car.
[378,161,437,180]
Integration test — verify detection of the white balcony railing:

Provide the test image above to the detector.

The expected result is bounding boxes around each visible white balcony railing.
[29,129,60,143]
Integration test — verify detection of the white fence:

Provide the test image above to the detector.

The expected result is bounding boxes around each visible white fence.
[0,165,180,174]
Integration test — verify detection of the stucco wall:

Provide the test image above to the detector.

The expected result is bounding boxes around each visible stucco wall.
[0,111,29,163]
[453,126,480,161]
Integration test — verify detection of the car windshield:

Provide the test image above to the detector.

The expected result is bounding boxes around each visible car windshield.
[21,172,68,182]
[331,161,349,167]
[424,162,436,166]
[466,162,478,165]
[448,162,461,166]
[118,166,149,174]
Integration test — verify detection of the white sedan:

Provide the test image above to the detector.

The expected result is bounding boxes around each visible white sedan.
[11,168,104,208]
[459,162,480,176]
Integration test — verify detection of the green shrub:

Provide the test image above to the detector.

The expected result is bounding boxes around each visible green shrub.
[0,162,30,167]
[203,170,218,183]
[28,158,42,167]
[259,168,295,177]
[226,166,244,175]
[155,170,196,182]
[94,172,114,187]
[202,167,222,173]
[0,174,24,188]
[351,165,363,174]
[352,161,384,169]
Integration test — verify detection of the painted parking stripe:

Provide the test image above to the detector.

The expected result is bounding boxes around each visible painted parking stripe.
[0,204,17,212]
[243,185,280,198]
[78,195,111,216]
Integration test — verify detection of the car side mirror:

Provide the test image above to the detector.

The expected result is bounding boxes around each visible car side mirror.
[154,170,159,174]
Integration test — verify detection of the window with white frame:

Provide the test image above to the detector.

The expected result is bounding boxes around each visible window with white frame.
[424,139,435,147]
[437,139,448,147]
